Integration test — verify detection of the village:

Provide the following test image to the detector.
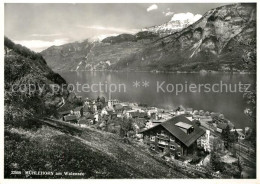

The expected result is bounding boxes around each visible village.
[55,94,256,178]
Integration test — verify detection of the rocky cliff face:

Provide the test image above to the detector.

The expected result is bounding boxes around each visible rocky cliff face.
[41,3,256,72]
[41,35,156,71]
[4,37,68,124]
[112,3,256,72]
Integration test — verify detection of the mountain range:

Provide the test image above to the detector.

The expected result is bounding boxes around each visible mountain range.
[41,3,256,72]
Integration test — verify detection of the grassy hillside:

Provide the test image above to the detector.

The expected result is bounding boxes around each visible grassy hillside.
[5,121,193,178]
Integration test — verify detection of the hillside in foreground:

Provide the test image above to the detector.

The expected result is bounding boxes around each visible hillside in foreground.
[4,37,194,179]
[5,120,196,178]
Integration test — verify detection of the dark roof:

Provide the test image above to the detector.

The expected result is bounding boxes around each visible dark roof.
[114,104,123,110]
[129,111,147,118]
[152,119,165,123]
[74,106,83,111]
[217,123,228,130]
[141,115,205,147]
[59,110,71,115]
[175,106,185,112]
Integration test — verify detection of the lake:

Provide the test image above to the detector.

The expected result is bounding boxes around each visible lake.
[59,71,256,129]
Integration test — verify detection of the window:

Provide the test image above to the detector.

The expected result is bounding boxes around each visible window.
[161,130,165,135]
[170,137,175,142]
[150,136,155,141]
[170,145,175,150]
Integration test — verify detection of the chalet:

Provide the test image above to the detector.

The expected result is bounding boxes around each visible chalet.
[64,115,78,123]
[141,115,205,157]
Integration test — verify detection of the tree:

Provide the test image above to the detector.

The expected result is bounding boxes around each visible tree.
[192,120,201,126]
[210,151,224,172]
[100,96,106,104]
[221,125,231,149]
[119,118,133,138]
[243,90,256,147]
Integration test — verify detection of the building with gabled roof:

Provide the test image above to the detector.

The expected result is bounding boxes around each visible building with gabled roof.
[140,115,205,157]
[64,115,78,123]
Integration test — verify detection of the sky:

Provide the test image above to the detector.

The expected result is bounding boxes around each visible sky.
[5,3,226,52]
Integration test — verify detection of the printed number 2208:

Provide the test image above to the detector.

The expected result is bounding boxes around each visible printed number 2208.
[11,171,21,175]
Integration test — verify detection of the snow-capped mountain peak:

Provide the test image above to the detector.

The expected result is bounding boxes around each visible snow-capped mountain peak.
[142,12,202,36]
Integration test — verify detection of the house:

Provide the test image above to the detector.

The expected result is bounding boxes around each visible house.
[85,112,94,120]
[84,98,92,106]
[186,108,193,114]
[175,106,186,115]
[197,130,213,152]
[237,131,245,140]
[101,108,108,116]
[133,118,147,132]
[58,110,71,117]
[89,102,97,113]
[64,115,78,123]
[193,110,199,115]
[94,113,100,122]
[141,115,205,157]
[83,105,92,116]
[120,103,132,111]
[216,123,228,133]
[145,119,166,129]
[74,106,83,118]
[128,111,148,119]
[108,99,120,108]
[184,114,194,121]
[114,104,124,114]
[78,119,88,128]
[199,110,205,116]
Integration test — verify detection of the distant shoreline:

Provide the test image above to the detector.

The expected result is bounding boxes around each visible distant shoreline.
[54,69,256,75]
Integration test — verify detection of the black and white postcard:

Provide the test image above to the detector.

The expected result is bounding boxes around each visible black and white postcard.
[2,1,258,182]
